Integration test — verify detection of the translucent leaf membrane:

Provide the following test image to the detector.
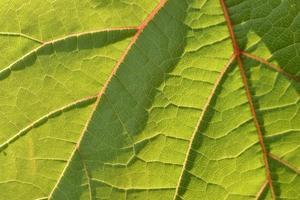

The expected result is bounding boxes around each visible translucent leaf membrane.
[0,0,299,199]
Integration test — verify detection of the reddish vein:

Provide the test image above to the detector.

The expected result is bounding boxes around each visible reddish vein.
[219,0,276,199]
[94,0,167,102]
[48,0,167,198]
[112,0,166,71]
[241,51,300,83]
[219,0,239,55]
[269,153,300,175]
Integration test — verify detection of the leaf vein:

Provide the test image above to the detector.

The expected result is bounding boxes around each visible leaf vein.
[172,53,236,200]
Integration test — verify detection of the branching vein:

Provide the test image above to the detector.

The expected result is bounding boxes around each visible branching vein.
[47,0,168,198]
[0,32,44,44]
[172,54,236,200]
[0,95,97,152]
[241,51,300,84]
[220,0,276,199]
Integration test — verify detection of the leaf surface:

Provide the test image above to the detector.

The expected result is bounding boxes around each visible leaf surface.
[0,0,299,199]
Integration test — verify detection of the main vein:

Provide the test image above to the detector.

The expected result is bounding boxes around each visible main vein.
[47,0,168,198]
[219,0,276,199]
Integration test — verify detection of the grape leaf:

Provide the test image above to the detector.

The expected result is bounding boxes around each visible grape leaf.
[0,0,299,199]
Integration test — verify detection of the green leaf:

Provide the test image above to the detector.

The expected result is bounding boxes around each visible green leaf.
[0,0,299,199]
